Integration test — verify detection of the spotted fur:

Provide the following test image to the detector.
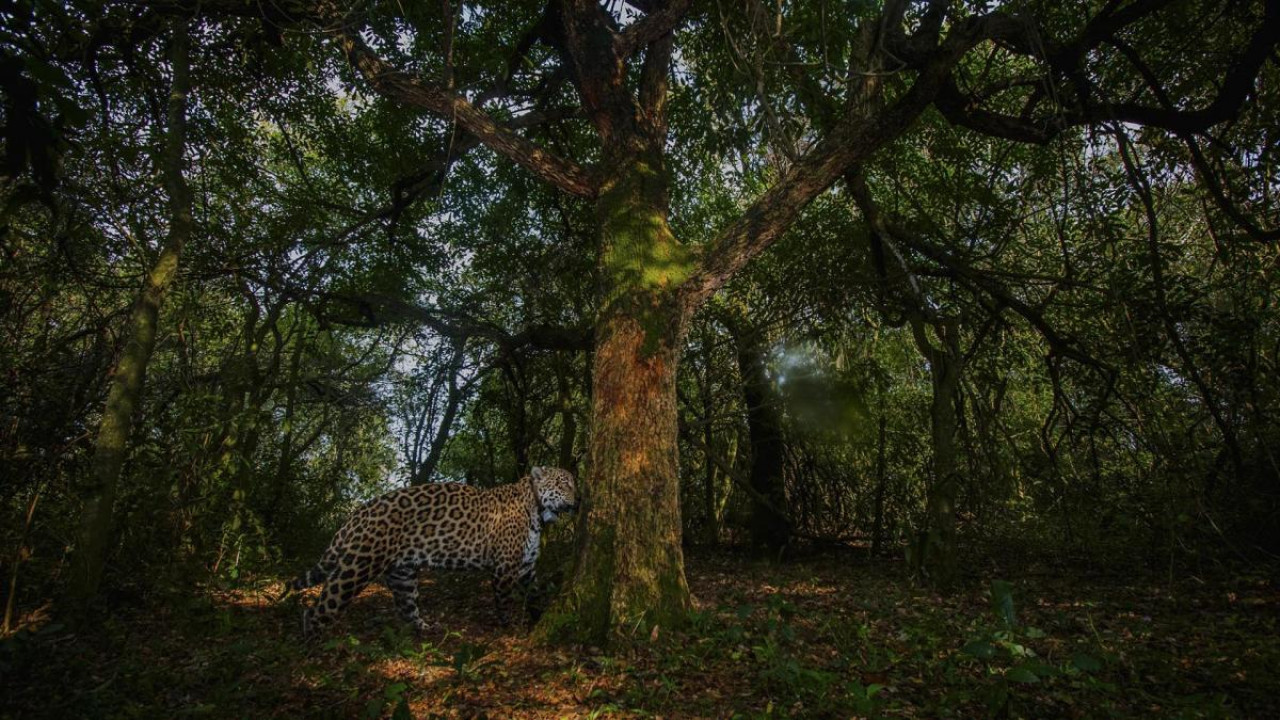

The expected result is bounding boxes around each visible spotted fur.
[290,466,577,635]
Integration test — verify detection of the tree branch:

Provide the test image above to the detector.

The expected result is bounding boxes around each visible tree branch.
[638,21,675,136]
[323,5,598,198]
[937,0,1279,142]
[679,11,1004,317]
[848,170,1109,373]
[313,290,592,353]
[617,0,691,59]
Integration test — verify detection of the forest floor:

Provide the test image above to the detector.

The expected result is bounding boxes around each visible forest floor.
[2,547,1277,719]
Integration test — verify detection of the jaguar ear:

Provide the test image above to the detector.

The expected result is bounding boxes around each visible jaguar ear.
[531,466,545,481]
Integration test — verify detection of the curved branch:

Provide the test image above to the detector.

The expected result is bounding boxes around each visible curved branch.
[326,9,598,198]
[849,171,1110,374]
[938,0,1279,142]
[679,12,1006,317]
[936,78,1064,144]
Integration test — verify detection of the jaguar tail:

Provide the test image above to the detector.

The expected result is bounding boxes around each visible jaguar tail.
[280,552,337,599]
[289,563,329,591]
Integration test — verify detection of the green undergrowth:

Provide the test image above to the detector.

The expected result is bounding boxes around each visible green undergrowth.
[2,550,1276,719]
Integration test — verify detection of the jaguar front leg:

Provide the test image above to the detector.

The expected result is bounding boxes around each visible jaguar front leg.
[517,563,542,624]
[491,562,531,627]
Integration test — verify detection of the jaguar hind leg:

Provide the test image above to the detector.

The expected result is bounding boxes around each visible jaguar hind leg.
[302,560,379,637]
[288,548,339,594]
[384,563,430,632]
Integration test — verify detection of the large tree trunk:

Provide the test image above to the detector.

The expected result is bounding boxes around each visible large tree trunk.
[68,27,191,604]
[537,154,692,645]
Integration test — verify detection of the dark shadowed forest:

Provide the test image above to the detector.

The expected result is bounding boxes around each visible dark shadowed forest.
[2,0,1279,717]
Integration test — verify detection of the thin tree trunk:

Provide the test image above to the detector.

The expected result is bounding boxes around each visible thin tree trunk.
[275,328,306,477]
[3,486,41,633]
[502,358,530,480]
[728,318,791,554]
[556,363,578,472]
[68,27,191,603]
[700,340,718,546]
[871,411,888,557]
[264,326,307,522]
[230,304,289,507]
[910,317,962,586]
[1116,131,1245,476]
[414,341,468,484]
[176,299,257,558]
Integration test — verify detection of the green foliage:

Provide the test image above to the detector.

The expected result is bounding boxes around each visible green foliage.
[364,682,412,720]
[956,580,1108,716]
[750,595,838,704]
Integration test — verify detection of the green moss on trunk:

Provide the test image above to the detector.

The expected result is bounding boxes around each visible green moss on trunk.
[535,154,693,647]
[596,155,692,355]
[68,27,192,605]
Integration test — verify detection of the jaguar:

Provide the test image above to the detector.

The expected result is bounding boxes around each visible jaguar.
[288,466,578,635]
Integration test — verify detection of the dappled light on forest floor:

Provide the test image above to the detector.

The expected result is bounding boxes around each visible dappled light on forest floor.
[3,551,1277,718]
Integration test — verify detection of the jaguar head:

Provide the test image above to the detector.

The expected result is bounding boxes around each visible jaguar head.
[531,466,578,523]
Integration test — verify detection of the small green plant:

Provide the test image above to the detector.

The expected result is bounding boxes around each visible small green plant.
[403,638,447,672]
[959,580,1104,716]
[845,679,886,716]
[586,702,625,719]
[363,681,413,720]
[437,640,497,683]
[323,633,362,652]
[750,594,838,711]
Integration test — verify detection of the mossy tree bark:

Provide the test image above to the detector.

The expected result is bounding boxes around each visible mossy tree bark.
[531,1,695,645]
[69,25,193,604]
[540,145,693,643]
